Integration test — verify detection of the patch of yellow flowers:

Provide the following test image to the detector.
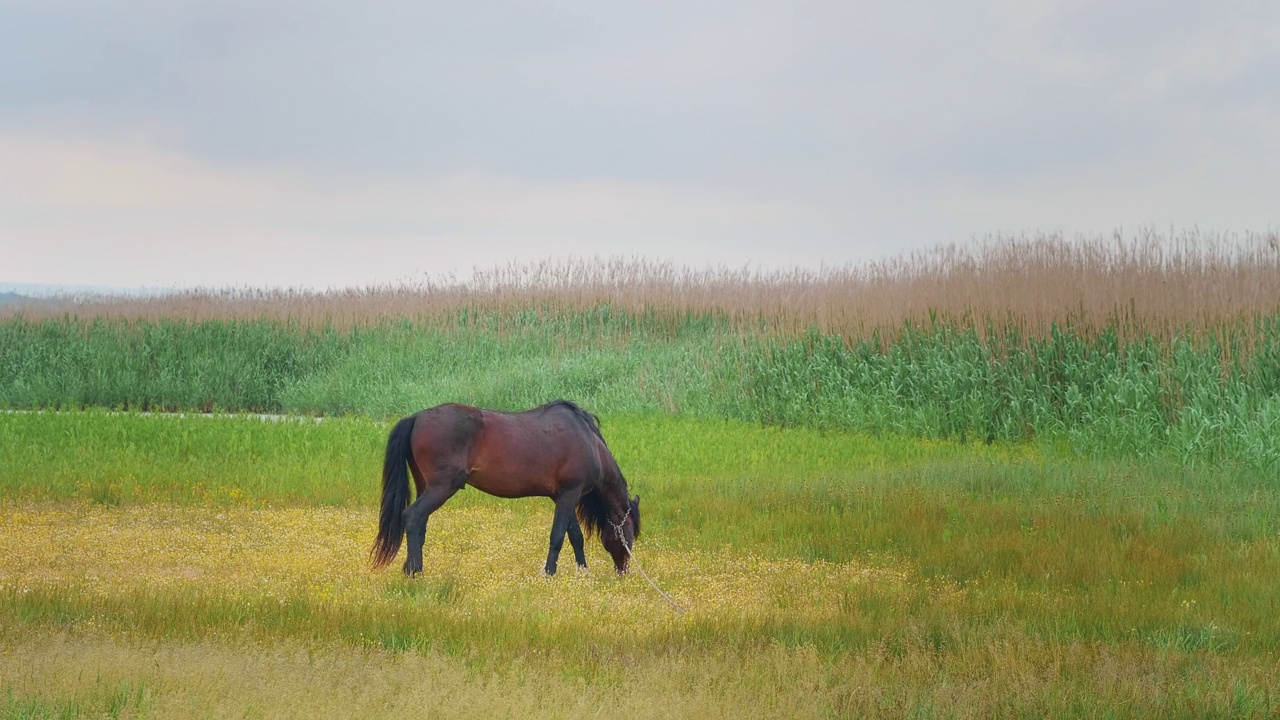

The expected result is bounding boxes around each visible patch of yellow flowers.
[0,500,909,637]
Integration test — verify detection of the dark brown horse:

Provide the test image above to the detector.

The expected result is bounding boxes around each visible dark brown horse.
[371,400,640,577]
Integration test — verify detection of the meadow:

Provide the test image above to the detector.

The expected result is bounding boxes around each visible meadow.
[3,412,1279,718]
[2,230,1280,717]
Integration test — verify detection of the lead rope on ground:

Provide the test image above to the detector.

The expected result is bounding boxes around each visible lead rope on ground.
[611,508,685,614]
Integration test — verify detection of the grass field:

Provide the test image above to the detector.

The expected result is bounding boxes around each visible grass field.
[3,234,1279,717]
[2,412,1279,718]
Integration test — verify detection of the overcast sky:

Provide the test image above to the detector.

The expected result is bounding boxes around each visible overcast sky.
[1,0,1277,290]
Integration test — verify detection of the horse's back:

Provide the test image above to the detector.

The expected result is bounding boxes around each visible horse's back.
[469,404,605,498]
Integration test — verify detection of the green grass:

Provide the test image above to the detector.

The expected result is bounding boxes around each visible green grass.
[2,412,1279,717]
[2,684,151,720]
[2,412,1278,644]
[3,411,1276,547]
[4,302,1280,717]
[4,310,1280,470]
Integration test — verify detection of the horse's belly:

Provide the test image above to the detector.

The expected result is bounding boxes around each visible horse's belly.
[464,468,557,499]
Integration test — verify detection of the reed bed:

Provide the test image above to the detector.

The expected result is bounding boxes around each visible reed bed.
[4,311,1278,468]
[8,229,1280,341]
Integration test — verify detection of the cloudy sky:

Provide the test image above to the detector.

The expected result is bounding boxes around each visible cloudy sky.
[1,0,1277,290]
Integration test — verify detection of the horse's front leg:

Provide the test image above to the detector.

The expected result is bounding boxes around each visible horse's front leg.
[545,491,582,576]
[566,515,587,570]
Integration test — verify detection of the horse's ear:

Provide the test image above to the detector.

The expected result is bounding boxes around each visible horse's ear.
[630,494,641,538]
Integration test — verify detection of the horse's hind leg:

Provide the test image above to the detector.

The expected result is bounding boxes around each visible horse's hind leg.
[402,470,465,577]
[545,490,583,576]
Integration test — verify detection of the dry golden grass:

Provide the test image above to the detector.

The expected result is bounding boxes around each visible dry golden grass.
[3,500,1279,718]
[0,502,906,637]
[9,229,1280,341]
[4,631,857,720]
[5,629,1277,720]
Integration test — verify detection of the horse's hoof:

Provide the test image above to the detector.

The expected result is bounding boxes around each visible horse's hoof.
[576,564,589,574]
[543,566,557,577]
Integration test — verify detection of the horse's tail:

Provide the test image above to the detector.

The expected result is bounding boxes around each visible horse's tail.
[371,414,417,568]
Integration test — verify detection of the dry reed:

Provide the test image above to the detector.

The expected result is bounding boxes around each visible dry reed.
[8,229,1280,341]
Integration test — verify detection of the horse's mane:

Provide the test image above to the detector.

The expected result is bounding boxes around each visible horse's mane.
[540,400,631,542]
[541,399,607,446]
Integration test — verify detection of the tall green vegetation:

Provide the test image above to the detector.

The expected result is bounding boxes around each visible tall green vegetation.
[0,317,344,412]
[4,231,1279,467]
[748,319,1280,468]
[3,312,1279,470]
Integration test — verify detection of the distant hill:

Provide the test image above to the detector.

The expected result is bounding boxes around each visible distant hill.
[0,291,31,307]
[0,282,144,297]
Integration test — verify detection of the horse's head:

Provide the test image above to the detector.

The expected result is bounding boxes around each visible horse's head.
[602,494,641,574]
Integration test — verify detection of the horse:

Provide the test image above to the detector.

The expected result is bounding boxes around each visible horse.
[370,400,640,577]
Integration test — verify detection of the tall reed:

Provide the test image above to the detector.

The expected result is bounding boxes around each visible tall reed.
[8,230,1279,343]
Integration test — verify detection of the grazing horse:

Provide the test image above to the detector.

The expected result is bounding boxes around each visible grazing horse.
[370,400,640,577]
